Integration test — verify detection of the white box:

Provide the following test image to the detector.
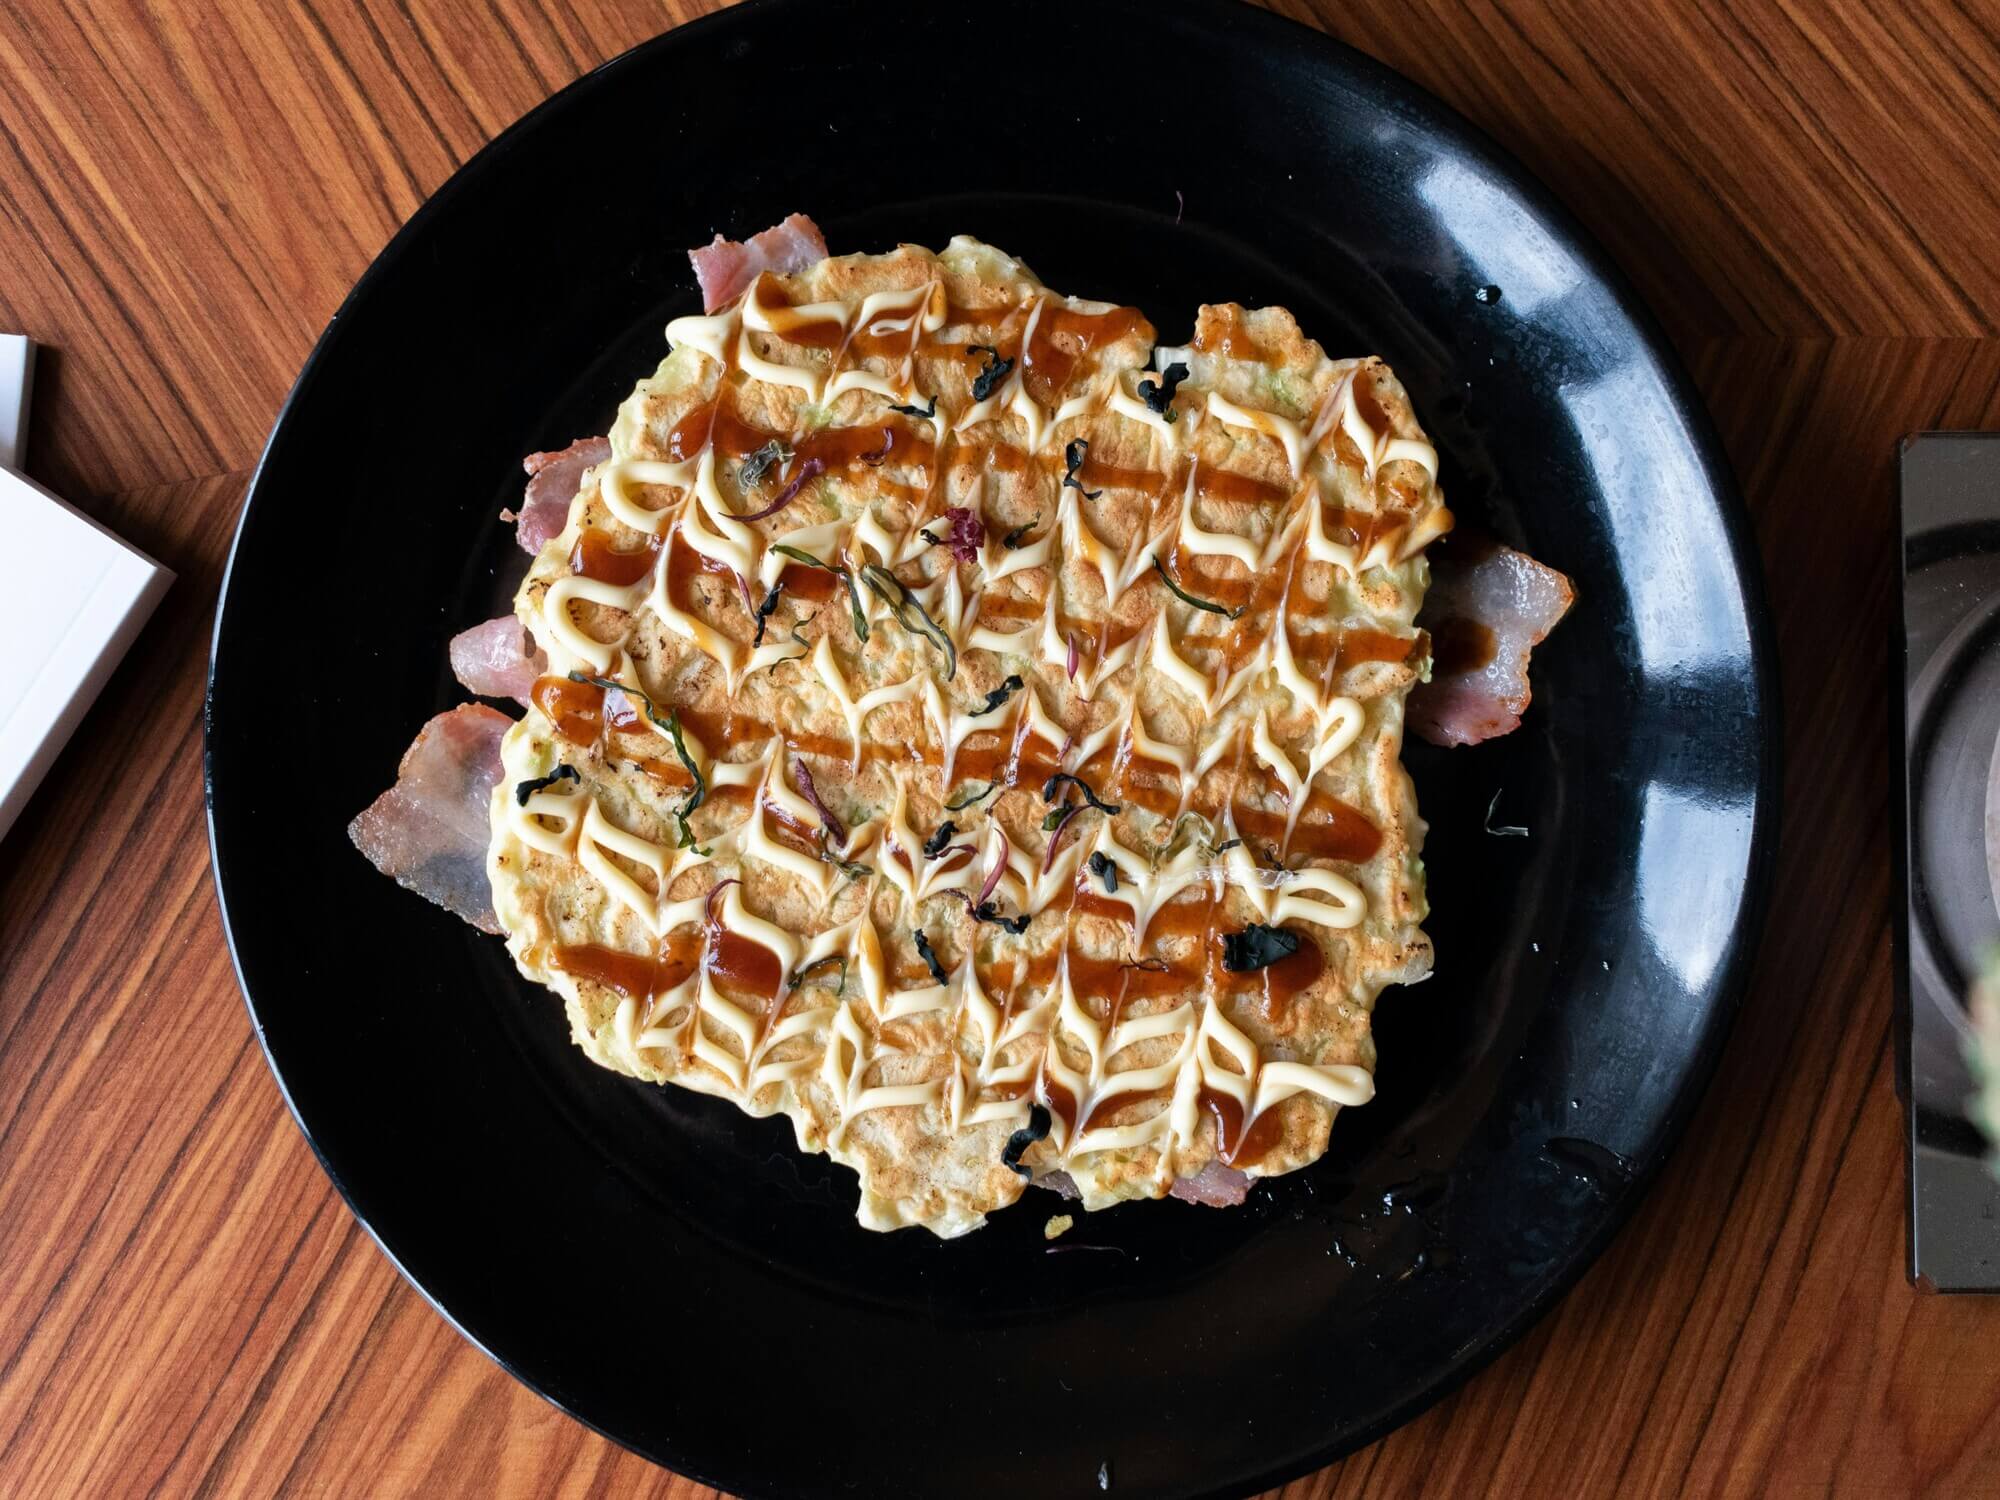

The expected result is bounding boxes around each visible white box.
[0,465,173,842]
[0,335,33,470]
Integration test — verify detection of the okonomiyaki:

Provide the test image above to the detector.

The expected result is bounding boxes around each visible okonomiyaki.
[353,214,1573,1237]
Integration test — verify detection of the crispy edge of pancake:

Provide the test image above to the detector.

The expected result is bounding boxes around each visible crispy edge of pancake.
[489,242,1440,1231]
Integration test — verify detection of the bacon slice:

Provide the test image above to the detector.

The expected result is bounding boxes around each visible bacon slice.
[689,213,829,313]
[1168,1161,1253,1207]
[514,436,610,555]
[449,614,544,704]
[1409,540,1575,748]
[348,705,511,933]
[1033,1170,1081,1200]
[1039,1163,1250,1207]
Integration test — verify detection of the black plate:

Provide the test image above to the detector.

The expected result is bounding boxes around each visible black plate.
[206,2,1777,1494]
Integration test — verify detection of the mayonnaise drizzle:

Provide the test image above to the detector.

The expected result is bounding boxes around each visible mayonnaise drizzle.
[809,636,921,767]
[542,574,643,675]
[880,774,982,905]
[1206,390,1306,475]
[1176,461,1263,568]
[505,253,1460,1208]
[823,1002,942,1147]
[599,458,689,535]
[948,959,1037,1131]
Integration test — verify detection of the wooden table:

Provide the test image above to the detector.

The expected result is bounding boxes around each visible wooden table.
[3,2,1995,1494]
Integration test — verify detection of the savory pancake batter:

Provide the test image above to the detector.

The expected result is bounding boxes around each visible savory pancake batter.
[482,232,1445,1235]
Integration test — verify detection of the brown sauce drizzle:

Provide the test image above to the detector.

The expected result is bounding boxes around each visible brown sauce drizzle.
[1289,792,1382,863]
[1210,565,1297,671]
[936,843,978,874]
[1337,628,1418,668]
[1169,545,1256,611]
[1242,932,1327,1027]
[675,705,878,767]
[1061,951,1126,1004]
[1077,456,1163,494]
[1044,1079,1079,1138]
[973,590,1040,623]
[621,755,695,786]
[1019,943,1063,997]
[668,397,782,463]
[1320,505,1410,569]
[599,697,696,783]
[957,441,1027,473]
[1289,626,1418,678]
[552,929,701,1001]
[671,394,925,494]
[1061,954,1191,1135]
[1012,733,1064,794]
[1092,617,1140,662]
[1180,769,1232,825]
[1350,376,1392,437]
[795,422,906,471]
[1196,467,1289,510]
[555,892,802,1049]
[1323,506,1365,548]
[770,318,844,350]
[944,300,1012,330]
[1251,927,1325,1002]
[1109,737,1183,819]
[665,528,740,618]
[602,691,644,731]
[1142,892,1218,943]
[847,318,915,362]
[1200,1087,1287,1166]
[1088,1083,1171,1129]
[1070,736,1117,782]
[1069,888,1133,926]
[1226,799,1287,849]
[707,904,784,1000]
[1192,304,1271,364]
[742,274,844,346]
[570,531,662,587]
[532,674,604,745]
[950,736,1011,789]
[758,794,818,847]
[666,404,709,462]
[1121,774,1183,822]
[1045,303,1149,351]
[1327,428,1365,472]
[777,560,838,604]
[1023,303,1148,405]
[1234,1106,1289,1164]
[1384,474,1427,512]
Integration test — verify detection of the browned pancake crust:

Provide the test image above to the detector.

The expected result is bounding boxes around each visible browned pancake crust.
[488,237,1441,1235]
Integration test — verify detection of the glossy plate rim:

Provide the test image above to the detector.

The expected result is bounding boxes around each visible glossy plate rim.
[205,2,1780,1493]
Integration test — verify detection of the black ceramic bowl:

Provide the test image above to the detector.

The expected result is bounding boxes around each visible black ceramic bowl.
[207,2,1777,1495]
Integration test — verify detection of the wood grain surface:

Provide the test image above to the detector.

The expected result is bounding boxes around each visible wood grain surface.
[2,1,1996,1495]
